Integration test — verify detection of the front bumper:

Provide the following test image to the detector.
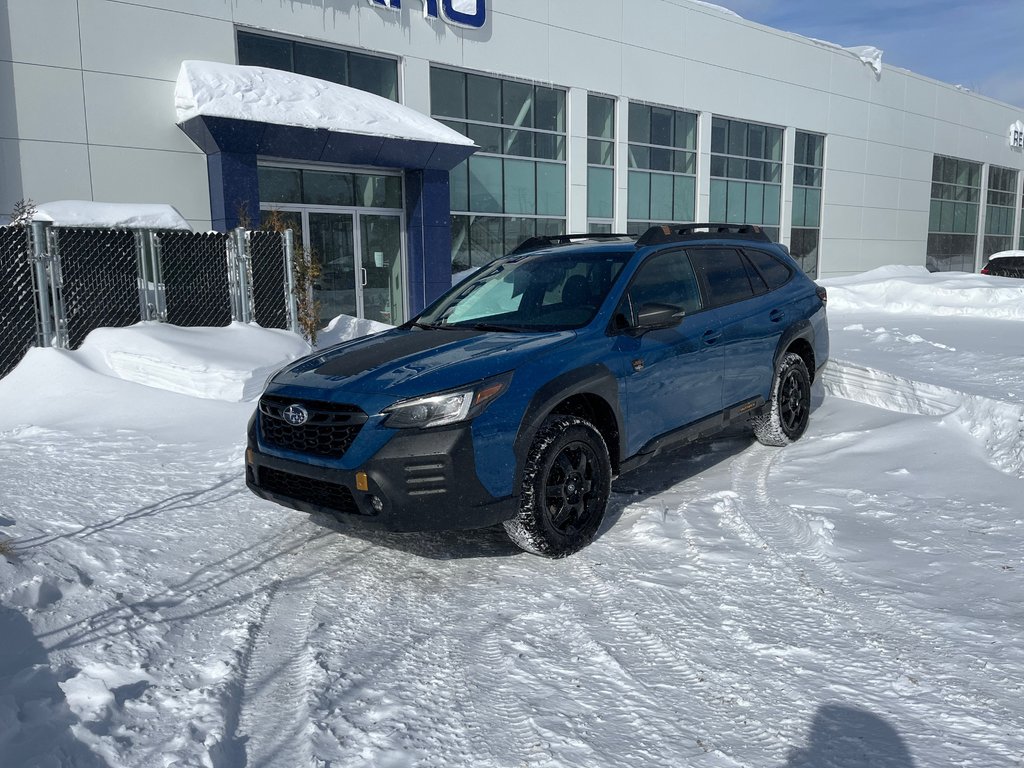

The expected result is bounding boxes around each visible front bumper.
[245,419,518,532]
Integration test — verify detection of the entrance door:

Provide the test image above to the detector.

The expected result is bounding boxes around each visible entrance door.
[359,214,403,325]
[309,211,357,321]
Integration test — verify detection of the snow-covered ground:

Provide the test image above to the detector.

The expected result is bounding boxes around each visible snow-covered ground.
[1,267,1022,767]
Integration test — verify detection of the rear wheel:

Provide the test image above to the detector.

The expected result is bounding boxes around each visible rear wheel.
[504,415,611,558]
[752,352,811,446]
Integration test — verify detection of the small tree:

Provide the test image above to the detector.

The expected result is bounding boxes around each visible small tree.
[10,198,37,226]
[261,209,322,345]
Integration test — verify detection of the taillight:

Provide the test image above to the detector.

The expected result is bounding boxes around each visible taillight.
[815,284,827,305]
[980,265,990,275]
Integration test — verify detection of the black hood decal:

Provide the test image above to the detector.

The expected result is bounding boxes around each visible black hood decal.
[314,329,485,378]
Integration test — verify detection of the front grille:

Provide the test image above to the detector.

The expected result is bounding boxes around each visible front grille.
[259,466,363,516]
[259,395,368,457]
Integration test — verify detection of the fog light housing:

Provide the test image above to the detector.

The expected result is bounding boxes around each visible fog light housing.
[369,495,384,514]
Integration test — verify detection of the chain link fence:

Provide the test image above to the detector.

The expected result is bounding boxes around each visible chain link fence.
[0,226,37,379]
[0,224,297,377]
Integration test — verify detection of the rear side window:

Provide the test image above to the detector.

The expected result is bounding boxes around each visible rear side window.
[688,248,755,307]
[745,248,793,290]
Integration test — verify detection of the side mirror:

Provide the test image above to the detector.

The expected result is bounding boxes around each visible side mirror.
[635,302,684,331]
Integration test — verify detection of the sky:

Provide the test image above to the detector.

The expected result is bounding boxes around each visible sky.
[722,0,1024,108]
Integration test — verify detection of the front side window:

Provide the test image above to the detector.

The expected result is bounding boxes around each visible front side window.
[710,118,783,242]
[626,103,697,235]
[431,68,568,271]
[237,31,398,101]
[927,155,981,272]
[624,250,703,319]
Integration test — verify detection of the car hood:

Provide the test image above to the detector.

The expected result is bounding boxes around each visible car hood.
[268,327,575,402]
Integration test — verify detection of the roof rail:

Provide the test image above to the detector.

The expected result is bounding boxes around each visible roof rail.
[635,222,773,247]
[508,232,634,255]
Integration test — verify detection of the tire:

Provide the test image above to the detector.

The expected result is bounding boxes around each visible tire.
[503,415,612,558]
[752,352,811,447]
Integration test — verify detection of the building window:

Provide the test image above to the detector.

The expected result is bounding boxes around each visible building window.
[709,117,783,241]
[791,131,824,278]
[430,67,567,270]
[984,166,1018,259]
[588,94,616,232]
[626,102,697,235]
[237,30,398,101]
[927,155,981,272]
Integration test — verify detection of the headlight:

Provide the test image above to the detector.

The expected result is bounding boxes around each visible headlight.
[382,373,512,429]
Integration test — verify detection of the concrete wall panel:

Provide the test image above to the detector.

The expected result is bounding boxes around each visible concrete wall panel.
[1,63,87,144]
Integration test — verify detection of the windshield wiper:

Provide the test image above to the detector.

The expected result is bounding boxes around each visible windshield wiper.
[462,322,525,332]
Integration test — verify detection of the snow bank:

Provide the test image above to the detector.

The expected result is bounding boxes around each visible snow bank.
[175,60,474,147]
[34,200,191,230]
[822,266,1024,320]
[317,315,391,349]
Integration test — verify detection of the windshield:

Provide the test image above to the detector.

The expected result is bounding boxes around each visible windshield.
[414,250,633,331]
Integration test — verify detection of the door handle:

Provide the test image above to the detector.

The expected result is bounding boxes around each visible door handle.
[769,308,785,323]
[361,267,368,287]
[702,329,721,345]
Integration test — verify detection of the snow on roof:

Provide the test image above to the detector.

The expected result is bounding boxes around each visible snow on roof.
[174,60,475,147]
[688,1,742,18]
[34,200,191,230]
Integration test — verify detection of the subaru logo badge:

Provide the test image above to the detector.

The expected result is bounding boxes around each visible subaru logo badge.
[282,404,309,427]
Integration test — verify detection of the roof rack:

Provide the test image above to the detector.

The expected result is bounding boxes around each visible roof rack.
[635,222,773,247]
[508,232,634,255]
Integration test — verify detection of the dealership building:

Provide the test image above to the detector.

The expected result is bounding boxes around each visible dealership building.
[3,0,1024,326]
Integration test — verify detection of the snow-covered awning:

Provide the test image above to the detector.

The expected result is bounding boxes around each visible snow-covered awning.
[174,60,476,171]
[33,201,191,230]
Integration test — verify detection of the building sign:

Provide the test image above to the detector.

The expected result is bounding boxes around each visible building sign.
[1010,120,1024,150]
[368,0,487,30]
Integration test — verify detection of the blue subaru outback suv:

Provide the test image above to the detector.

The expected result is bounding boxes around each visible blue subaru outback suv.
[246,224,829,557]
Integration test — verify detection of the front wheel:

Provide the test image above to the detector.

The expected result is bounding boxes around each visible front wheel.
[503,415,612,558]
[752,352,811,446]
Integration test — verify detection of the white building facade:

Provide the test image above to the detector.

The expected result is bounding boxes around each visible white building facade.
[3,0,1023,323]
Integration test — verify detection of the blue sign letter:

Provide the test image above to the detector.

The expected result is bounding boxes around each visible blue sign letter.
[442,0,486,29]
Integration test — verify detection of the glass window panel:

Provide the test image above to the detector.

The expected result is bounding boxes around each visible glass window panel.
[536,162,566,216]
[503,159,536,215]
[628,171,651,220]
[711,119,727,154]
[804,188,821,228]
[673,150,695,174]
[353,174,401,208]
[535,133,565,161]
[650,147,673,172]
[650,173,674,221]
[673,175,695,222]
[629,102,651,144]
[726,180,745,223]
[794,132,807,166]
[811,134,824,166]
[746,160,764,182]
[503,128,533,157]
[468,123,502,154]
[710,155,726,178]
[676,112,697,150]
[937,200,953,232]
[587,166,614,219]
[502,80,534,128]
[767,126,783,161]
[651,107,673,147]
[727,157,746,180]
[534,86,565,132]
[728,121,747,156]
[440,119,468,137]
[589,139,614,166]
[431,68,466,118]
[629,145,650,170]
[745,183,764,224]
[468,155,503,213]
[588,95,615,139]
[747,124,766,160]
[237,32,292,71]
[258,167,302,204]
[467,74,501,123]
[792,186,806,227]
[940,157,957,184]
[303,170,354,207]
[450,160,469,213]
[763,184,781,225]
[349,53,397,100]
[451,215,471,271]
[293,43,347,84]
[504,217,536,255]
[469,216,504,266]
[794,166,808,187]
[952,202,967,233]
[588,221,613,234]
[966,203,979,234]
[709,179,727,221]
[768,162,782,184]
[536,218,565,237]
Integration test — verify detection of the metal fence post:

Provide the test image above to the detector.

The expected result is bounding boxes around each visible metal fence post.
[149,231,167,322]
[45,228,68,349]
[283,229,300,335]
[29,221,54,348]
[136,230,158,321]
[231,227,254,323]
